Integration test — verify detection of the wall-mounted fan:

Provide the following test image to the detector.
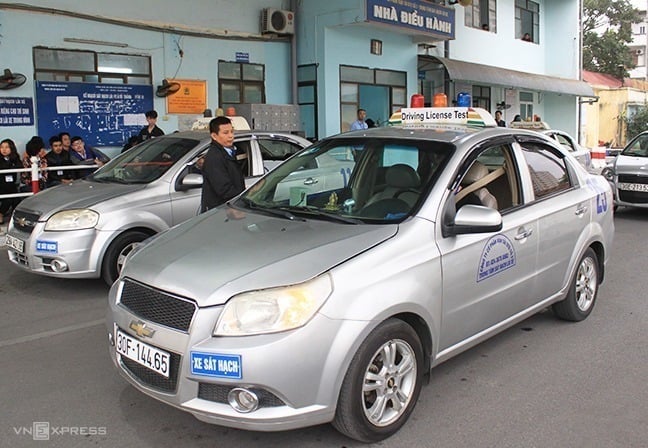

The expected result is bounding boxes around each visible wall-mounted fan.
[496,101,512,110]
[0,69,27,90]
[155,79,181,97]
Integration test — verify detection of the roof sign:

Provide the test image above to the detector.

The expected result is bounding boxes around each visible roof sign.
[394,107,497,128]
[509,121,550,130]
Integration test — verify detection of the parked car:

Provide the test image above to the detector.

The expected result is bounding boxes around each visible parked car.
[601,130,648,209]
[107,108,613,443]
[541,129,592,172]
[510,121,592,171]
[5,130,311,284]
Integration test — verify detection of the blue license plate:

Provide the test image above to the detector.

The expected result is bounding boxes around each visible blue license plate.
[190,352,242,379]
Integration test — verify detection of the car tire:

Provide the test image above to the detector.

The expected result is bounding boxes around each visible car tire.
[332,319,424,443]
[101,230,150,285]
[552,247,599,322]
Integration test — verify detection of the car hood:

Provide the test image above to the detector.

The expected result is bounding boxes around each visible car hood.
[15,180,147,219]
[122,207,398,306]
[614,154,648,174]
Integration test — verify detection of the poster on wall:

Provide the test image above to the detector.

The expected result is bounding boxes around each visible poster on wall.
[166,79,207,114]
[35,82,154,147]
[0,97,34,126]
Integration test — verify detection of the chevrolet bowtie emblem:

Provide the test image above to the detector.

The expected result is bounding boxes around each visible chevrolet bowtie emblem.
[129,320,155,338]
[16,217,27,226]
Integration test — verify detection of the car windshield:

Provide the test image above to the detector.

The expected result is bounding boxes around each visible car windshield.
[622,134,648,157]
[89,137,199,183]
[237,137,453,223]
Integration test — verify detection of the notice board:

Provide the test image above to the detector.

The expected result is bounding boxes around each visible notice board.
[166,79,207,114]
[35,82,154,147]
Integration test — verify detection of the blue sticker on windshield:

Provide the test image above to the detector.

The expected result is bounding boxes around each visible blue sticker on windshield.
[477,235,516,282]
[36,240,58,253]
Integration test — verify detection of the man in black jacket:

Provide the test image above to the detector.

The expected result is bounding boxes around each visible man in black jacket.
[138,110,165,142]
[200,116,245,212]
[46,135,76,186]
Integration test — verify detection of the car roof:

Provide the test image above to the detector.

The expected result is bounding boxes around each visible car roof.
[153,129,310,143]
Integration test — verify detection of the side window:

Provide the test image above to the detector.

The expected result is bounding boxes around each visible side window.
[520,142,572,199]
[234,140,252,176]
[258,139,302,161]
[455,144,519,211]
[554,134,575,152]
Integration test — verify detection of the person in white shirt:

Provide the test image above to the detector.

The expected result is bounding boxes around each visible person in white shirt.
[350,108,368,131]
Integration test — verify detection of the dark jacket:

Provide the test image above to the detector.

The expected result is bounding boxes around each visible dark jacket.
[200,141,245,212]
[138,125,165,141]
[0,155,21,194]
[45,149,76,184]
[69,146,110,178]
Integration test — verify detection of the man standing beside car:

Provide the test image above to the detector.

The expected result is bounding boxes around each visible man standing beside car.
[200,116,245,212]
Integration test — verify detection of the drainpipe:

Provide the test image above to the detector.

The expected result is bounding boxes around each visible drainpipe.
[291,0,298,105]
[578,0,584,145]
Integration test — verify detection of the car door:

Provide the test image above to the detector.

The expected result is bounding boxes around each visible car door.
[516,139,594,299]
[436,139,540,352]
[168,144,209,223]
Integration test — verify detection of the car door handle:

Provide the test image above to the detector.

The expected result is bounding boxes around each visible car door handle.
[575,205,587,216]
[515,228,533,240]
[303,177,318,185]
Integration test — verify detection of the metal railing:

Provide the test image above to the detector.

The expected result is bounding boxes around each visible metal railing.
[0,156,99,199]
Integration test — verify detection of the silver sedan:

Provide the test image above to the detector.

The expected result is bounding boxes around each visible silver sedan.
[107,108,614,443]
[602,130,648,209]
[5,130,311,284]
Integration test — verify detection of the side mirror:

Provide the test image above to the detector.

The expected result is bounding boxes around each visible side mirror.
[447,205,502,236]
[178,173,203,191]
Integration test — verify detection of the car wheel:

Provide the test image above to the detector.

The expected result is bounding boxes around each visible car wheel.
[552,247,599,321]
[332,319,424,443]
[101,230,150,285]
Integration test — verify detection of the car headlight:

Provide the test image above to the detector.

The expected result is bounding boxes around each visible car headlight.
[44,209,99,231]
[601,166,615,181]
[213,274,332,336]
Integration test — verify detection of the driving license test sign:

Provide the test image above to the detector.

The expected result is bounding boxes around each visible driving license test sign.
[399,107,496,127]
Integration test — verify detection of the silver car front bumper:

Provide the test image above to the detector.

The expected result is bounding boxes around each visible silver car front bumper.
[107,279,368,431]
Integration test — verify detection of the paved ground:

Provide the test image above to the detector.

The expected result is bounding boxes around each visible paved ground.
[0,208,646,447]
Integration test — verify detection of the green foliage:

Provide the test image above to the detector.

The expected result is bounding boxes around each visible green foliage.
[583,0,642,78]
[624,105,648,141]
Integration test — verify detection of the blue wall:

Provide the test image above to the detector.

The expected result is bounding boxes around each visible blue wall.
[0,1,293,152]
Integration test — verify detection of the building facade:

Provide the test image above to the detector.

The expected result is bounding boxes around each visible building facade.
[0,0,591,151]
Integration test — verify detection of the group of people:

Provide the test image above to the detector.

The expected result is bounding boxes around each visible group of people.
[0,132,110,224]
[0,109,166,224]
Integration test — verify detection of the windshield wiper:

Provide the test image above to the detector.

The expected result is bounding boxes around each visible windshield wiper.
[278,206,362,224]
[238,198,306,221]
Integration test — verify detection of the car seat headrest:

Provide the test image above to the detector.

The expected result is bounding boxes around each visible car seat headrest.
[386,164,420,189]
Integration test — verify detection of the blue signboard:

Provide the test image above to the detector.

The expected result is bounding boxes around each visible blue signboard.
[236,52,250,63]
[35,82,154,147]
[366,0,455,40]
[0,97,34,126]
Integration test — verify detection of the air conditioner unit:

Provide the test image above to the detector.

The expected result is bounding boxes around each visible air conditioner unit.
[261,8,295,35]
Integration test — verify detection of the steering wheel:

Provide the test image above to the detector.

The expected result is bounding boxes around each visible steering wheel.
[359,198,410,219]
[393,188,419,199]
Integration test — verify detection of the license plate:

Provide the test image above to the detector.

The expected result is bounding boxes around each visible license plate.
[115,326,170,378]
[618,182,648,192]
[5,235,25,253]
